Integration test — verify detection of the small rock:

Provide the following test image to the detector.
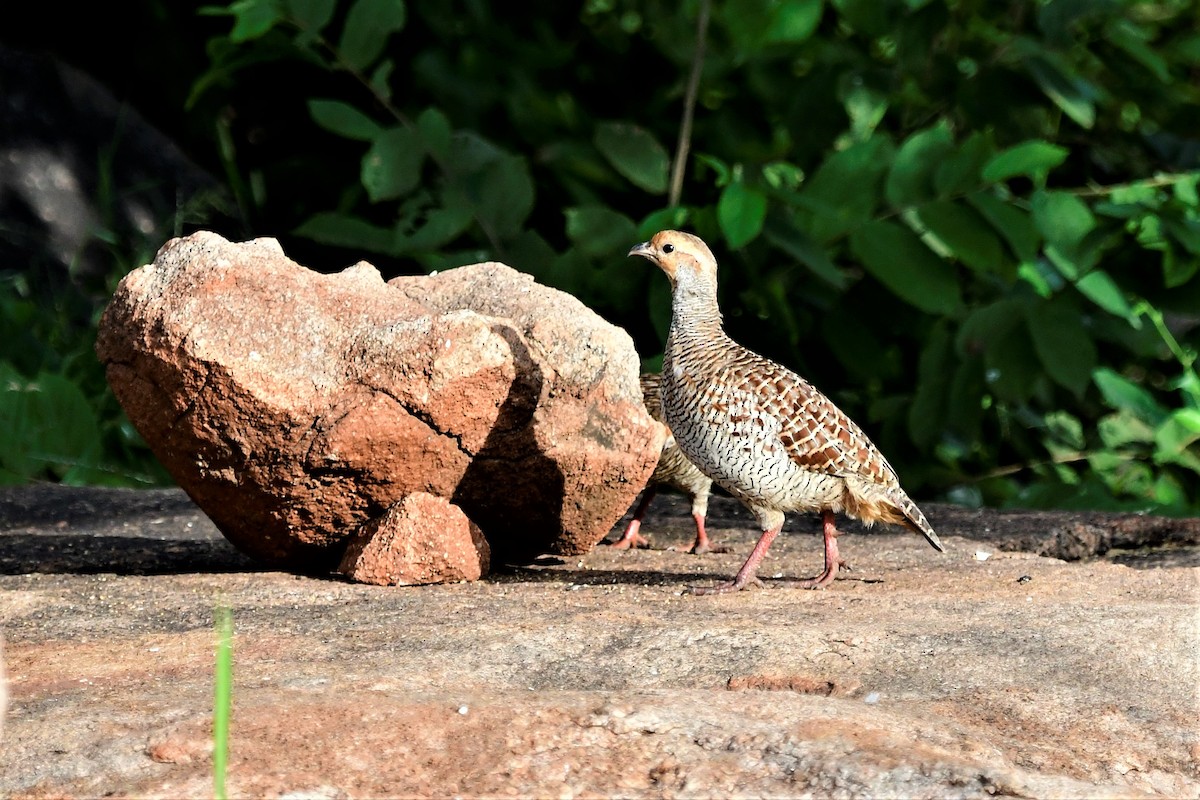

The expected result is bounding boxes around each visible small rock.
[338,494,489,586]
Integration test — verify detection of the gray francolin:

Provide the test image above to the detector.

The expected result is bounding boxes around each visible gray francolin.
[609,372,722,554]
[629,230,944,594]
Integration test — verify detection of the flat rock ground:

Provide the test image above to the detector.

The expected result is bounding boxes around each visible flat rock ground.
[0,485,1197,799]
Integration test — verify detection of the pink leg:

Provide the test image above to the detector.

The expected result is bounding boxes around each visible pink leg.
[690,523,781,595]
[609,487,656,549]
[798,510,845,589]
[687,513,729,555]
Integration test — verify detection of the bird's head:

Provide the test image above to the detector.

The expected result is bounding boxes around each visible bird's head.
[628,230,717,286]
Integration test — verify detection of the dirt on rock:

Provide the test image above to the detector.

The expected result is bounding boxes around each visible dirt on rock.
[0,483,1197,798]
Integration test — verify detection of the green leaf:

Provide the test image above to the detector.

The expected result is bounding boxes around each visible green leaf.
[0,369,104,483]
[1097,410,1156,449]
[1032,191,1095,248]
[947,358,986,443]
[294,211,395,253]
[821,304,897,382]
[565,206,638,259]
[1032,190,1098,275]
[934,131,995,197]
[370,59,394,102]
[849,220,962,314]
[226,0,284,42]
[1015,40,1101,129]
[466,155,534,237]
[1075,270,1133,320]
[1153,472,1188,508]
[1173,174,1199,206]
[285,0,336,32]
[1164,218,1200,257]
[339,0,406,71]
[1044,410,1085,450]
[637,207,690,240]
[840,84,889,143]
[984,321,1043,403]
[307,99,382,141]
[886,123,954,207]
[1154,409,1200,472]
[761,161,805,190]
[967,192,1041,264]
[361,126,423,201]
[800,135,894,243]
[397,205,473,253]
[717,182,768,249]
[1105,18,1171,84]
[1025,297,1096,396]
[416,107,452,160]
[981,140,1069,183]
[1162,247,1200,289]
[956,297,1027,358]
[1093,367,1168,425]
[594,122,670,194]
[765,0,824,43]
[762,218,847,289]
[694,154,731,187]
[908,322,954,448]
[916,200,1007,274]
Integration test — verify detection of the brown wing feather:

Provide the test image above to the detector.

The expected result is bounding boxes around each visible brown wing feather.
[720,355,900,488]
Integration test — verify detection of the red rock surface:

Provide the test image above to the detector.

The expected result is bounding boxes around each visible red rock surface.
[2,485,1197,798]
[338,493,489,585]
[390,263,667,557]
[95,232,664,575]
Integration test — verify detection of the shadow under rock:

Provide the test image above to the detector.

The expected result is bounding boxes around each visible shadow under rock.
[0,484,199,531]
[0,532,259,576]
[452,324,566,564]
[489,562,731,588]
[0,484,259,575]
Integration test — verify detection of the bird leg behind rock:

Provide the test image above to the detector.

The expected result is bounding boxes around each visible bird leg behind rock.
[608,486,656,549]
[687,512,729,555]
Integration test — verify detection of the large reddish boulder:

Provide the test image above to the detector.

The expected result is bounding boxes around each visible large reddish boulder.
[95,231,665,576]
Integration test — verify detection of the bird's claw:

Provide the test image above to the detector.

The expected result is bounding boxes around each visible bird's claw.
[608,532,650,549]
[688,542,731,555]
[687,576,764,595]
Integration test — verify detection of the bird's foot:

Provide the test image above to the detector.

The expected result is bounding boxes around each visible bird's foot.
[688,540,731,555]
[687,576,764,595]
[796,559,845,589]
[608,531,650,550]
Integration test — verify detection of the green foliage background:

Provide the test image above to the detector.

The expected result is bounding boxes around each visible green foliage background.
[4,0,1199,515]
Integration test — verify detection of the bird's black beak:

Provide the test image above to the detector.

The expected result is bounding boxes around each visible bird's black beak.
[628,241,652,259]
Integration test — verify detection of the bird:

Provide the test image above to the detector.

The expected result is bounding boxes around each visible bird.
[609,372,724,554]
[628,230,944,594]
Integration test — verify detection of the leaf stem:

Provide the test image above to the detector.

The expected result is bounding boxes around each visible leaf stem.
[1064,172,1194,198]
[668,0,712,209]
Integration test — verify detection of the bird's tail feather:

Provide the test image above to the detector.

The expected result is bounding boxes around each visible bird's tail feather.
[901,498,944,552]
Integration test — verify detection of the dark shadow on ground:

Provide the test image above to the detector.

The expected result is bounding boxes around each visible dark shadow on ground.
[0,532,259,576]
[0,484,196,531]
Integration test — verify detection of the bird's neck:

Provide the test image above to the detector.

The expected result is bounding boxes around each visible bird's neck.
[666,271,727,358]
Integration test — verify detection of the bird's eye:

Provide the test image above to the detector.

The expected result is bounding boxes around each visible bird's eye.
[662,244,675,254]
